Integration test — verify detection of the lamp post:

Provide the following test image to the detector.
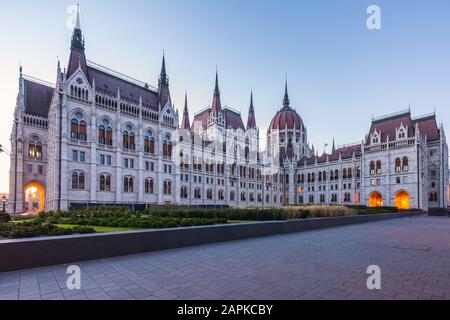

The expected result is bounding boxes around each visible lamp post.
[1,195,6,213]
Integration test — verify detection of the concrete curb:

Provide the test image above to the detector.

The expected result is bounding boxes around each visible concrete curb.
[0,212,421,272]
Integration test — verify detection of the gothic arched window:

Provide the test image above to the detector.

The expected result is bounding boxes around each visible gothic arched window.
[376,160,382,174]
[28,135,43,160]
[164,180,172,195]
[71,112,87,141]
[395,158,401,172]
[370,161,375,175]
[144,130,155,154]
[122,125,135,150]
[99,174,111,192]
[163,134,172,158]
[180,186,188,199]
[124,177,134,193]
[72,171,85,190]
[145,179,154,194]
[99,119,113,146]
[402,157,409,172]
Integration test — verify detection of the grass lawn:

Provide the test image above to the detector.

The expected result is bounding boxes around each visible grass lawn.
[56,224,145,233]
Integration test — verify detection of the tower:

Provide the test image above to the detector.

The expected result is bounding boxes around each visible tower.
[181,92,191,131]
[158,52,171,110]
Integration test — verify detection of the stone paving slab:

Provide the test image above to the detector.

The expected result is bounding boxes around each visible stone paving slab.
[1,215,450,300]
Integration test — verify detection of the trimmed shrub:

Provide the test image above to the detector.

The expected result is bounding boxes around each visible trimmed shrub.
[0,221,96,239]
[0,213,11,223]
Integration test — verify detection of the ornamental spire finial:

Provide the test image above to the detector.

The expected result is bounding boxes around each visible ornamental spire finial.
[159,51,169,87]
[214,67,220,97]
[283,76,290,108]
[75,3,81,30]
[70,3,85,51]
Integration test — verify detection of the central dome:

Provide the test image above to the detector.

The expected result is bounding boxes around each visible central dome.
[268,82,304,133]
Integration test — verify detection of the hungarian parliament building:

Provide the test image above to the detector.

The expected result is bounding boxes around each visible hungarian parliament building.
[8,8,449,213]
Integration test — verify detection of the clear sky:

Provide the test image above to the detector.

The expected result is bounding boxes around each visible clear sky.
[0,0,449,193]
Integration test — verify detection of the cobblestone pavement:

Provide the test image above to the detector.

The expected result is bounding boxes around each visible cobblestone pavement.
[1,215,450,300]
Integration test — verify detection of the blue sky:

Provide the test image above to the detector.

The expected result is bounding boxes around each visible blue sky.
[0,0,450,193]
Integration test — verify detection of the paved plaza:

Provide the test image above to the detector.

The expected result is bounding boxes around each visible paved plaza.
[1,215,450,300]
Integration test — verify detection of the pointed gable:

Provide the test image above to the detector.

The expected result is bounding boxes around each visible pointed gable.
[366,110,414,145]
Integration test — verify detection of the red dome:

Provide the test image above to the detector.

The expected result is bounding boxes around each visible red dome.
[268,107,304,133]
[268,81,304,133]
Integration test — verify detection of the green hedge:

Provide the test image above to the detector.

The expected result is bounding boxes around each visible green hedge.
[347,205,398,214]
[51,216,228,229]
[44,207,132,219]
[0,213,11,223]
[0,221,95,239]
[143,207,286,221]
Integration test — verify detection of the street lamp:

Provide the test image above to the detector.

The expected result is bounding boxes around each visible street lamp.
[1,195,7,213]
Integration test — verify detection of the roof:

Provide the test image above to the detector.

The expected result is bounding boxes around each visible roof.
[268,107,304,133]
[223,108,245,130]
[67,48,88,80]
[367,110,440,144]
[87,66,159,110]
[297,144,362,167]
[192,108,210,129]
[23,78,54,117]
[192,107,245,131]
[413,115,440,142]
[367,111,414,144]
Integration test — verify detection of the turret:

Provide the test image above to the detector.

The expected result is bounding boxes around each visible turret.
[158,52,171,109]
[67,4,88,79]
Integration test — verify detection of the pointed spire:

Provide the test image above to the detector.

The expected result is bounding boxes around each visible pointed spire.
[159,51,169,87]
[181,92,191,131]
[211,68,222,114]
[67,4,87,79]
[249,90,254,112]
[75,3,81,30]
[214,68,220,97]
[247,90,257,130]
[184,92,188,112]
[71,4,85,51]
[158,52,171,109]
[332,138,336,152]
[283,76,290,109]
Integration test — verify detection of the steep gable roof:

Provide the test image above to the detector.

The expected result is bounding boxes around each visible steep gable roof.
[23,78,54,118]
[413,115,440,142]
[366,110,414,145]
[223,108,245,130]
[87,65,159,110]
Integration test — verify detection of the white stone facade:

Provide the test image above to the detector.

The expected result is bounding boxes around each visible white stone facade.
[7,11,449,213]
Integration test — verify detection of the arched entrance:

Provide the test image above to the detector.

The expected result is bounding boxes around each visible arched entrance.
[24,182,45,213]
[369,192,383,207]
[395,191,410,209]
